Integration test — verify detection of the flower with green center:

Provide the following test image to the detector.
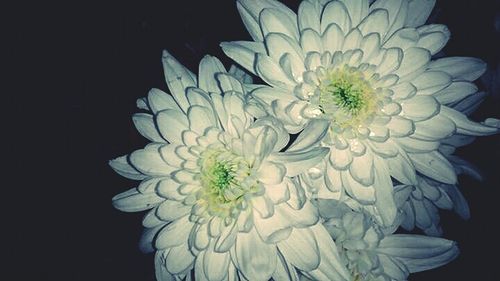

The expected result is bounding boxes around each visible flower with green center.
[317,66,379,129]
[222,0,500,226]
[110,53,350,281]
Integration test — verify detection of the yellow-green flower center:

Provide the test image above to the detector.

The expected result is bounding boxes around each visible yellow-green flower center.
[197,148,256,218]
[318,67,378,129]
[203,160,237,200]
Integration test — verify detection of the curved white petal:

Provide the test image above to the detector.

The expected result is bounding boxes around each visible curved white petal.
[162,50,196,112]
[234,228,277,281]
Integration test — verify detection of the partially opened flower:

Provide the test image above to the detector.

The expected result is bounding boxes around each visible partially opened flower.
[222,0,499,226]
[110,52,350,280]
[315,199,459,281]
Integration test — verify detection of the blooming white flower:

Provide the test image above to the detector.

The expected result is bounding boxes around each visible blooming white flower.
[315,199,459,281]
[110,52,351,281]
[222,0,499,226]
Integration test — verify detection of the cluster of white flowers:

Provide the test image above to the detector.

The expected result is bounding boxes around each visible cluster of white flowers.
[110,0,499,280]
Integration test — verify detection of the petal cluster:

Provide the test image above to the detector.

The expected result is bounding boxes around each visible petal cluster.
[110,0,499,280]
[223,0,499,226]
[111,53,350,280]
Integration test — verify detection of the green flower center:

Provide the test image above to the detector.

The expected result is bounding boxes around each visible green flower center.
[318,68,377,128]
[204,161,236,197]
[325,78,366,114]
[197,148,256,218]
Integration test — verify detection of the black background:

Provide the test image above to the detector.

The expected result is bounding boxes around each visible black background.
[10,0,499,280]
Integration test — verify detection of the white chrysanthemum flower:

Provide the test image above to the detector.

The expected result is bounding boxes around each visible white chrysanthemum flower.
[222,0,499,225]
[110,52,351,281]
[314,199,459,281]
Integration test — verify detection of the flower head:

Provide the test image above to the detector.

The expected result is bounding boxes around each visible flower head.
[110,52,350,280]
[315,199,459,281]
[222,0,500,226]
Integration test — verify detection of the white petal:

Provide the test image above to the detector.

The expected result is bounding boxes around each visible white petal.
[157,109,190,144]
[386,116,415,137]
[287,119,330,152]
[198,55,226,94]
[252,86,296,105]
[405,0,436,27]
[358,9,389,38]
[386,148,417,185]
[254,200,318,243]
[412,71,451,96]
[428,57,487,81]
[400,95,440,121]
[377,234,459,273]
[450,91,488,116]
[350,152,375,186]
[112,188,163,212]
[395,137,440,153]
[203,247,230,281]
[188,106,216,135]
[393,47,430,80]
[409,151,457,184]
[321,23,345,54]
[370,0,408,39]
[255,54,296,90]
[340,0,369,26]
[166,242,195,274]
[329,146,353,170]
[308,223,351,280]
[148,88,182,114]
[220,41,265,75]
[300,29,324,55]
[156,200,191,221]
[214,222,238,253]
[440,106,500,136]
[258,161,286,185]
[155,251,175,281]
[273,252,300,281]
[235,228,277,281]
[390,81,416,101]
[417,24,450,55]
[341,170,375,203]
[321,1,351,34]
[277,227,320,271]
[412,114,456,141]
[236,0,298,41]
[109,155,146,180]
[434,81,478,105]
[130,146,175,176]
[162,50,196,112]
[269,147,330,177]
[298,1,321,33]
[360,32,382,62]
[252,195,275,219]
[376,48,403,76]
[373,156,398,226]
[265,181,291,204]
[156,178,184,200]
[265,34,305,81]
[156,216,192,249]
[377,254,409,280]
[383,28,419,51]
[260,8,300,40]
[342,28,363,51]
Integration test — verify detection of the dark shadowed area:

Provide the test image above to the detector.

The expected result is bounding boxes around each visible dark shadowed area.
[10,0,499,280]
